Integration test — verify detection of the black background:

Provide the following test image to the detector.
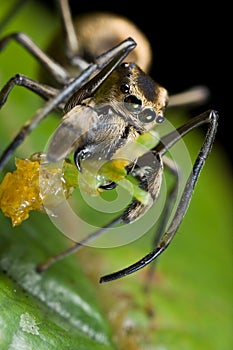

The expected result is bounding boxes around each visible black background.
[31,1,232,165]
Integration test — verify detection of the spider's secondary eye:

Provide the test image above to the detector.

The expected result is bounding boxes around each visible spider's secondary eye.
[124,94,142,112]
[120,83,130,94]
[156,114,165,124]
[138,108,156,123]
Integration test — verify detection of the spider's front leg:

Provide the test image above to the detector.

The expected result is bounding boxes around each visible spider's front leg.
[100,109,218,282]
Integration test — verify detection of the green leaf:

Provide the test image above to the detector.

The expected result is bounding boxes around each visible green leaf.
[0,1,232,350]
[0,213,118,350]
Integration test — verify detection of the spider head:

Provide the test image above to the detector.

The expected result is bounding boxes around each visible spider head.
[94,62,169,132]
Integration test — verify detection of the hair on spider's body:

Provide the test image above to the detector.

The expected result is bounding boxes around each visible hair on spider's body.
[0,0,218,283]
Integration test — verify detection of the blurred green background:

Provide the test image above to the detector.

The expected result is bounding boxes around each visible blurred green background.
[0,1,232,349]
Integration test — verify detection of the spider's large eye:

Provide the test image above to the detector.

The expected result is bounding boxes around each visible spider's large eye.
[124,94,142,112]
[138,108,156,123]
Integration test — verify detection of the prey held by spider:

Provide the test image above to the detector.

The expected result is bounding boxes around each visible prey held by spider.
[0,0,218,283]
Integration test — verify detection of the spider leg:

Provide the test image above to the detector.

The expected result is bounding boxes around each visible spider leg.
[99,109,218,283]
[0,32,72,85]
[59,0,80,59]
[58,0,88,71]
[0,37,136,170]
[168,85,210,108]
[144,156,180,287]
[36,217,121,273]
[0,74,60,108]
[152,156,180,249]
